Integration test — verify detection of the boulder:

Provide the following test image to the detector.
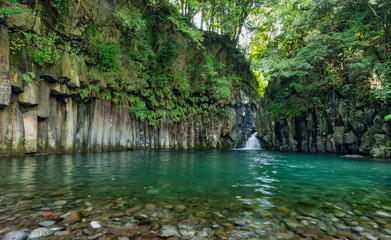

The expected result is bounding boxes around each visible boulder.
[344,131,357,144]
[326,134,336,152]
[363,108,376,125]
[373,134,390,145]
[333,126,345,145]
[95,0,116,24]
[359,130,373,153]
[316,136,326,153]
[5,9,35,30]
[338,101,348,126]
[349,118,366,133]
[382,123,391,135]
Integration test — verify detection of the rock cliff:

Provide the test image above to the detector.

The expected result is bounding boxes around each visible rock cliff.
[0,0,258,156]
[257,88,391,158]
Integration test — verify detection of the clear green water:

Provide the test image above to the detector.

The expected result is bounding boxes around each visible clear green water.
[1,150,391,239]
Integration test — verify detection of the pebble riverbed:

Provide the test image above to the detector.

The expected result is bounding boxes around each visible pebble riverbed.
[1,189,391,240]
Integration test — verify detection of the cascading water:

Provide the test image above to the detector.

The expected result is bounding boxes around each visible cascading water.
[244,132,262,150]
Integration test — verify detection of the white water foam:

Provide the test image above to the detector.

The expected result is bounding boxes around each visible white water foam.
[243,132,262,150]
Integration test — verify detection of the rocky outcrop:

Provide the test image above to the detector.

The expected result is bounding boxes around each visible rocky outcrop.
[257,98,391,158]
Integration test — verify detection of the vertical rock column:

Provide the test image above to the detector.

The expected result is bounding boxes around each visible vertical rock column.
[64,98,76,152]
[102,100,111,151]
[0,106,12,156]
[23,111,38,153]
[0,26,12,155]
[109,103,119,151]
[11,96,25,155]
[47,97,57,153]
[0,25,11,108]
[37,81,51,153]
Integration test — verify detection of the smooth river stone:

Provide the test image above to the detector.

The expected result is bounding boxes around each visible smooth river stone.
[2,230,28,240]
[38,220,55,227]
[145,203,156,210]
[376,211,391,218]
[353,226,365,233]
[161,229,180,238]
[90,221,101,229]
[146,189,159,195]
[27,228,53,239]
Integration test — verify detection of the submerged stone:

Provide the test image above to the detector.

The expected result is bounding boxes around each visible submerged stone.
[90,221,101,229]
[149,221,161,231]
[38,221,55,227]
[146,189,160,195]
[48,225,65,232]
[233,220,246,226]
[376,211,391,218]
[134,214,148,221]
[2,230,28,240]
[194,211,208,218]
[61,211,82,221]
[27,228,53,240]
[177,219,200,231]
[174,205,186,211]
[145,203,156,210]
[161,229,180,238]
[353,226,365,233]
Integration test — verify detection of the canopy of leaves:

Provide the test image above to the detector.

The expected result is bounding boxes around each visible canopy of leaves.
[249,0,391,119]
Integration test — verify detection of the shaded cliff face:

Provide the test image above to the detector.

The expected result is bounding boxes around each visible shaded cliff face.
[0,0,257,155]
[257,83,391,158]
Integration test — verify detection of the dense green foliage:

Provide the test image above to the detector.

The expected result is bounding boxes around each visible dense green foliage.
[249,0,391,119]
[23,32,61,66]
[170,0,265,43]
[79,2,240,126]
[6,0,390,124]
[21,72,35,85]
[0,0,23,17]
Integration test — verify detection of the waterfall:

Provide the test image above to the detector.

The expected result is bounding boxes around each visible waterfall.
[244,132,262,150]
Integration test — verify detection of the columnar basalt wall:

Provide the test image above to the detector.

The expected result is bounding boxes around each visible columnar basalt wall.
[257,98,391,158]
[0,89,255,156]
[0,0,258,156]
